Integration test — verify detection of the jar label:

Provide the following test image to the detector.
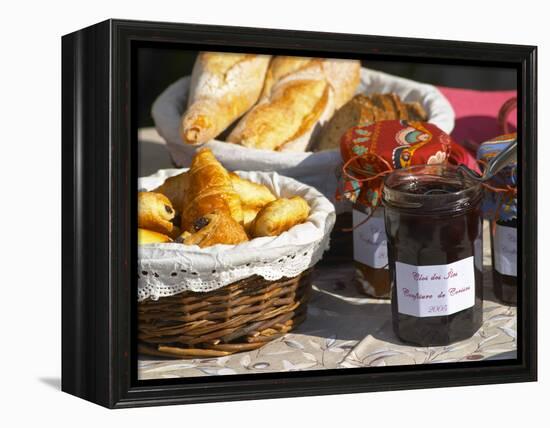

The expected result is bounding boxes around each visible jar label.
[353,209,388,269]
[396,257,476,317]
[494,225,517,276]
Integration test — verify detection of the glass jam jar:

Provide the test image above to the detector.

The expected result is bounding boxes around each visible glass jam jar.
[382,165,484,346]
[352,204,390,298]
[491,218,517,304]
[476,133,517,305]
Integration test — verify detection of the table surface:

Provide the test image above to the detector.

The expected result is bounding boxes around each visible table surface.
[137,127,517,380]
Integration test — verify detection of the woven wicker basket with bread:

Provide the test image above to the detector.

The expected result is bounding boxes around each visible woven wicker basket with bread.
[137,148,335,357]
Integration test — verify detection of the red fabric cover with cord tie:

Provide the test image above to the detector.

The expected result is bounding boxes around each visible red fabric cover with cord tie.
[336,120,478,208]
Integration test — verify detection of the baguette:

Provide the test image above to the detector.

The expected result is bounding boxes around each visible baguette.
[180,52,271,145]
[261,57,360,109]
[227,57,360,152]
[228,78,334,151]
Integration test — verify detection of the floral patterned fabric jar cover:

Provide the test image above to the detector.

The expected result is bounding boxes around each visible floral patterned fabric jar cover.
[337,120,477,298]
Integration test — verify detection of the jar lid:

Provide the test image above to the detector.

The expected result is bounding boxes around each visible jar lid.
[382,165,482,214]
[476,133,517,221]
[336,120,477,208]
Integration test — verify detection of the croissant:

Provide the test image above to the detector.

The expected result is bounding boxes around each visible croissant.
[138,228,173,244]
[229,172,276,209]
[176,211,249,248]
[137,192,175,235]
[242,206,261,235]
[181,148,243,230]
[153,171,189,214]
[250,196,311,237]
[180,52,272,145]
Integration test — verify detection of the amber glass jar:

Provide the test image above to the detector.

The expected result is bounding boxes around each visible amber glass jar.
[382,165,484,346]
[353,204,390,298]
[491,218,517,304]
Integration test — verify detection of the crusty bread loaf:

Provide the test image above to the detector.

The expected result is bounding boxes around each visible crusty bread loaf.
[406,102,429,121]
[261,57,360,110]
[314,93,428,151]
[228,78,334,151]
[227,57,360,152]
[260,56,314,98]
[319,58,362,109]
[180,52,271,145]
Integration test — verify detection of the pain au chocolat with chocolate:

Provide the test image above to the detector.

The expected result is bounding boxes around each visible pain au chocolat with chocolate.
[337,120,477,302]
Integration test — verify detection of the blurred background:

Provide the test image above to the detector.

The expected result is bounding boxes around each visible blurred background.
[136,47,517,128]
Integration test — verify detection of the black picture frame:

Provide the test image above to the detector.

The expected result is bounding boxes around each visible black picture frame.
[61,18,537,409]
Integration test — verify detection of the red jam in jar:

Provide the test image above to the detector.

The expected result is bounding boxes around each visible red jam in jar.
[382,165,484,346]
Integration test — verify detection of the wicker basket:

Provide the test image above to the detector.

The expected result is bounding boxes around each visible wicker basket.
[138,269,312,358]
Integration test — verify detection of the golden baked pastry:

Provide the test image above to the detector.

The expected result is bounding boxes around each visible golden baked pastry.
[140,149,315,246]
[181,148,243,230]
[180,52,271,145]
[228,79,331,151]
[260,56,313,98]
[250,196,311,237]
[229,172,276,209]
[227,57,360,152]
[314,93,428,151]
[260,56,360,110]
[169,225,182,240]
[153,171,189,215]
[138,228,173,244]
[176,211,249,248]
[406,102,429,121]
[229,173,276,234]
[137,191,175,235]
[242,206,261,235]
